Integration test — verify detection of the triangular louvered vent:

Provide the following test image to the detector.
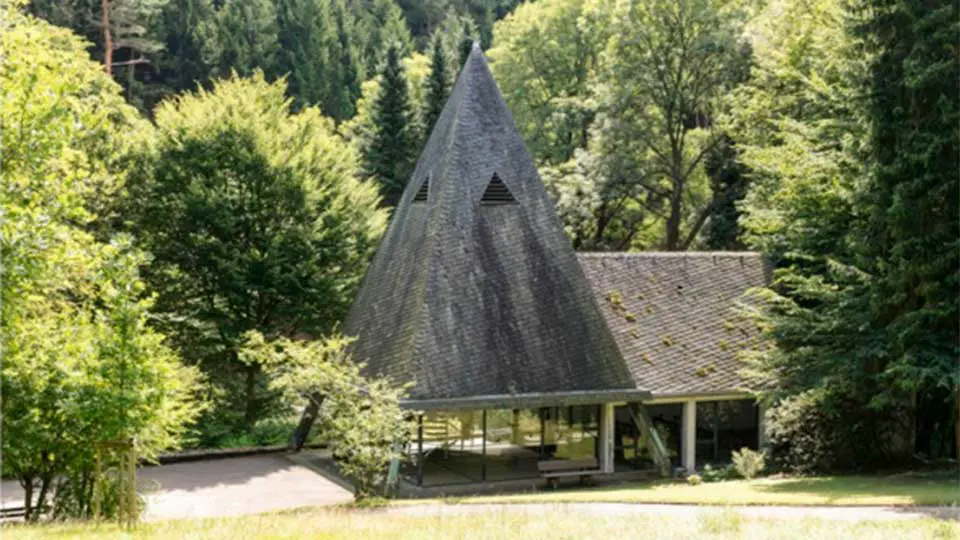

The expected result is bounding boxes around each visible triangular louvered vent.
[480,174,516,205]
[412,177,429,203]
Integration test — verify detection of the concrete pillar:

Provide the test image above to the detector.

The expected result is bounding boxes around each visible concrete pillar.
[598,403,615,473]
[682,400,696,473]
[757,401,769,450]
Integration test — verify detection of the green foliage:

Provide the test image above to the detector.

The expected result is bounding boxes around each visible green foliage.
[242,332,414,500]
[702,136,749,250]
[2,6,201,520]
[124,74,386,440]
[592,0,749,250]
[699,463,738,483]
[214,419,301,449]
[762,389,910,473]
[30,0,168,107]
[686,474,702,485]
[362,44,420,205]
[152,0,219,97]
[216,0,279,79]
[490,0,750,250]
[856,0,959,458]
[356,0,415,75]
[488,0,604,165]
[731,447,766,480]
[734,0,957,468]
[422,35,451,135]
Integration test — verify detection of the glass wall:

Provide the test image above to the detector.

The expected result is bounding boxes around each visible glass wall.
[405,405,602,486]
[695,399,759,465]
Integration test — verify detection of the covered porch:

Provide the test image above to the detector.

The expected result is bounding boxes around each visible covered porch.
[398,390,669,488]
[399,392,765,488]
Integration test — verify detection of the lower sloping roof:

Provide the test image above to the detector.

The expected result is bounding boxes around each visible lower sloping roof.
[577,252,772,397]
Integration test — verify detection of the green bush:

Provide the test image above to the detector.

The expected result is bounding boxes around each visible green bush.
[215,419,301,449]
[686,474,703,485]
[765,389,912,474]
[731,447,766,479]
[700,463,738,483]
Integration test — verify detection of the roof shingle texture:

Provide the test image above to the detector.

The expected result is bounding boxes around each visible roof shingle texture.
[343,44,638,401]
[577,252,771,396]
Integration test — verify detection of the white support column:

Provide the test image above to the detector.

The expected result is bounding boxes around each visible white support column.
[598,403,615,473]
[757,401,769,450]
[682,400,697,473]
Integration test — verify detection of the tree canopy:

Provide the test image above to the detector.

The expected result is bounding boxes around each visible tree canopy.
[124,74,386,441]
[2,3,200,520]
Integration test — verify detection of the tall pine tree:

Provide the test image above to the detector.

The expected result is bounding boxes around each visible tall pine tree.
[363,44,418,206]
[154,0,218,95]
[326,0,364,121]
[422,36,451,135]
[216,0,278,78]
[702,136,748,250]
[858,0,959,458]
[355,0,414,78]
[275,0,331,111]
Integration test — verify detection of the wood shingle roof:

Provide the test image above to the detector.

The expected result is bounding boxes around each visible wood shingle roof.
[343,44,645,407]
[577,252,772,397]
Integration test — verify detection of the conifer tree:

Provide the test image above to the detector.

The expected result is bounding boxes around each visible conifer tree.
[356,0,414,77]
[702,136,748,250]
[858,0,959,458]
[479,6,495,50]
[217,0,278,78]
[154,0,218,95]
[327,0,364,120]
[274,0,331,111]
[364,44,418,206]
[422,36,451,135]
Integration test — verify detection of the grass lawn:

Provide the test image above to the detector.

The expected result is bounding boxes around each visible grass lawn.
[5,507,959,540]
[417,474,960,507]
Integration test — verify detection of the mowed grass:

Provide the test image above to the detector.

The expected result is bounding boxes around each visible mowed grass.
[5,507,959,540]
[419,474,960,507]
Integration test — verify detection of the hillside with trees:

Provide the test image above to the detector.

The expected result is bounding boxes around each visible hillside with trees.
[3,0,956,513]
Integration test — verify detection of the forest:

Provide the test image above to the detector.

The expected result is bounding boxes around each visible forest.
[2,0,957,519]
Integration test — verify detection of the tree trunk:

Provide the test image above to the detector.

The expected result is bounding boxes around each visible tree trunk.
[665,189,683,250]
[101,0,112,75]
[33,474,52,522]
[955,383,959,459]
[290,395,325,450]
[21,476,34,522]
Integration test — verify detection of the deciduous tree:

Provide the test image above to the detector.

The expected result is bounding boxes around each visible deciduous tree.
[124,74,386,440]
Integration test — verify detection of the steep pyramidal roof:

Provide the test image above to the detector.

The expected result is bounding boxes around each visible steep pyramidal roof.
[343,44,645,407]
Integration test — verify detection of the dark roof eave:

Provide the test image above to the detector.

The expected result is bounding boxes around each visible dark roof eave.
[401,388,652,411]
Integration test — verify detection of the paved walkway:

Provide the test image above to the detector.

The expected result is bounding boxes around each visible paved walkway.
[383,502,960,522]
[0,453,354,521]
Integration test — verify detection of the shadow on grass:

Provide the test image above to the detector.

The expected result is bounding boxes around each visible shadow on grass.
[747,475,960,506]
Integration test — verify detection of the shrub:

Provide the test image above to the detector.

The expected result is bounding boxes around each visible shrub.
[700,463,738,483]
[686,474,703,485]
[765,389,912,474]
[731,447,766,479]
[242,332,413,501]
